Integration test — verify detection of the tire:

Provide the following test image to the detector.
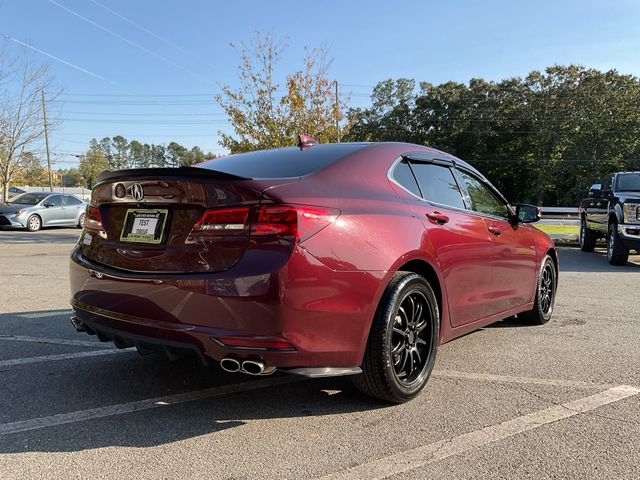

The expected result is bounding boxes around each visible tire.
[26,214,41,232]
[353,272,439,403]
[579,217,596,252]
[607,223,629,265]
[519,255,557,325]
[77,213,85,229]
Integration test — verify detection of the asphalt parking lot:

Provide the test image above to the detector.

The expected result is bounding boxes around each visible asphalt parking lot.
[0,228,639,480]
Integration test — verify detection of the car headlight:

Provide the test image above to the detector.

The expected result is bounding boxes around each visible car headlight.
[13,210,25,217]
[622,203,640,224]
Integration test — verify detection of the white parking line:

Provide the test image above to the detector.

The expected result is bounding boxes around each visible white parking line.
[0,335,113,349]
[0,376,302,435]
[16,311,73,319]
[432,369,617,389]
[317,385,640,480]
[0,348,131,367]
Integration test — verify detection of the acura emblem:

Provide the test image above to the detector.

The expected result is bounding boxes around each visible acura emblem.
[131,183,144,201]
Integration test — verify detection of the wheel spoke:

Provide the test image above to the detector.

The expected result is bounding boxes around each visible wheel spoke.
[392,327,407,338]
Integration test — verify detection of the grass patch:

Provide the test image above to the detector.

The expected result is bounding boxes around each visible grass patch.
[534,224,579,235]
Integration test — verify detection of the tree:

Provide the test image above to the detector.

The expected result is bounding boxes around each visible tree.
[0,51,59,201]
[215,32,350,153]
[78,144,108,189]
[347,66,640,206]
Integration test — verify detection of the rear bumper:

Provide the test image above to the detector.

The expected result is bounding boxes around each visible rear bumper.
[69,245,386,369]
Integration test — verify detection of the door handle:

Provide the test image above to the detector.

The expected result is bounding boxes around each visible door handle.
[426,212,449,224]
[487,226,502,236]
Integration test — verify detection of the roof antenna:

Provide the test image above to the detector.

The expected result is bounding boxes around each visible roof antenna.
[297,134,318,150]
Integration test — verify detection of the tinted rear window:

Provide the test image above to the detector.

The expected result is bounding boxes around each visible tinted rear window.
[197,144,368,178]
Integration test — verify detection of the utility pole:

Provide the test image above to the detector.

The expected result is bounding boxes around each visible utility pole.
[334,80,340,143]
[41,90,53,191]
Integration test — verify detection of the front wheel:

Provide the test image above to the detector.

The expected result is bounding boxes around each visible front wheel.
[607,223,629,265]
[26,215,41,232]
[353,272,439,403]
[519,255,557,325]
[77,213,85,229]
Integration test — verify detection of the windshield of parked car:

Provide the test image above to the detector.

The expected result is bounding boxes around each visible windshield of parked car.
[617,173,640,191]
[6,193,49,205]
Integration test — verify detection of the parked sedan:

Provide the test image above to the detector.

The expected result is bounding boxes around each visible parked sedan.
[69,141,557,403]
[0,192,86,231]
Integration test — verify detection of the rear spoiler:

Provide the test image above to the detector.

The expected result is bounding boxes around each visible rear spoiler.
[96,166,249,184]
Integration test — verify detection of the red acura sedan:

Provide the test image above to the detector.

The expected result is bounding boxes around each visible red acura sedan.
[69,140,557,403]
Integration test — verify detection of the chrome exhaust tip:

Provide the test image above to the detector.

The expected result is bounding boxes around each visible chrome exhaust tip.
[220,357,241,373]
[241,360,276,376]
[70,316,85,332]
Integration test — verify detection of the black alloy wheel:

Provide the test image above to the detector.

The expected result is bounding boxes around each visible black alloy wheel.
[519,255,557,325]
[354,272,439,403]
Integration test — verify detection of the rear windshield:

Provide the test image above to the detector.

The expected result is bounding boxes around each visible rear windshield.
[617,173,640,191]
[197,144,368,178]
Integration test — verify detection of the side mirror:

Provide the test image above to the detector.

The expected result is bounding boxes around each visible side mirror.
[43,202,55,208]
[513,204,541,223]
[588,184,602,197]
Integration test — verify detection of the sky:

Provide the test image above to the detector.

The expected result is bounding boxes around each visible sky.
[2,0,640,170]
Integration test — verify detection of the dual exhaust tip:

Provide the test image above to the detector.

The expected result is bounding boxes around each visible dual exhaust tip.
[220,357,276,376]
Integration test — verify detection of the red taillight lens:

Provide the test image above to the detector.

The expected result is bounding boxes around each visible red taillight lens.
[252,205,339,242]
[191,205,339,242]
[84,204,103,231]
[192,207,250,232]
[212,335,296,351]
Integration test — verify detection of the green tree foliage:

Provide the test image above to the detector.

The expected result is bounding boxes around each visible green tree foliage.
[76,136,217,188]
[215,32,349,153]
[347,66,640,206]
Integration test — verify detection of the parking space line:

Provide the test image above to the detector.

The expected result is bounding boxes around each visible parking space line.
[432,369,619,390]
[0,348,131,367]
[0,335,114,349]
[16,311,73,319]
[317,385,640,480]
[0,376,302,435]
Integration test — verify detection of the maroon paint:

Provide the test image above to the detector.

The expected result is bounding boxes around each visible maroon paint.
[69,143,555,368]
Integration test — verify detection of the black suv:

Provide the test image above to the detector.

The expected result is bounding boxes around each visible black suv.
[579,172,640,265]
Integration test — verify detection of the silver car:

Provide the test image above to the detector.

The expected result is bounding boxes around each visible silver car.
[0,192,87,231]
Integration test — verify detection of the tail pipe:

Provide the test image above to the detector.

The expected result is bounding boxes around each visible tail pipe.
[220,357,276,376]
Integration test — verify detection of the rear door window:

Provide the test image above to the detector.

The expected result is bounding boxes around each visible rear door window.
[66,195,83,206]
[409,163,466,209]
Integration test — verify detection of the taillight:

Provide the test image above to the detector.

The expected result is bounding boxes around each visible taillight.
[252,205,339,242]
[84,204,103,231]
[192,207,250,232]
[190,205,339,242]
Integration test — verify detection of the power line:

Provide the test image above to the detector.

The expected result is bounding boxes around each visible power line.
[89,0,218,71]
[1,33,108,81]
[46,0,212,84]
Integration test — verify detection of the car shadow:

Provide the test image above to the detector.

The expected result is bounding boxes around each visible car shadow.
[0,309,387,454]
[556,247,640,273]
[0,227,81,245]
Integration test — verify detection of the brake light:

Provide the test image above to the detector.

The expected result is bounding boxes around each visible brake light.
[84,204,103,231]
[192,207,250,232]
[191,205,339,242]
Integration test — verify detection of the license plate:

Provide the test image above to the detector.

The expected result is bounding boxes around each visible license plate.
[120,209,168,244]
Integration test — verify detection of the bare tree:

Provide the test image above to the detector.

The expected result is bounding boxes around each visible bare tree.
[0,51,60,201]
